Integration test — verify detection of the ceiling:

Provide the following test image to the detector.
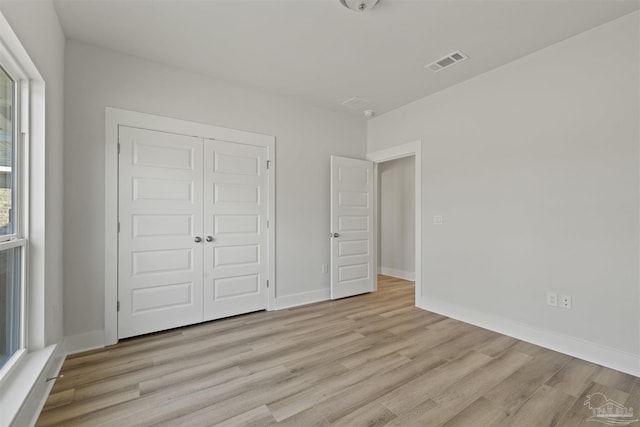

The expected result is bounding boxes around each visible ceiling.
[52,0,640,116]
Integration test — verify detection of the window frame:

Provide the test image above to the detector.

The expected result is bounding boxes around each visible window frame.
[0,64,18,242]
[0,47,29,381]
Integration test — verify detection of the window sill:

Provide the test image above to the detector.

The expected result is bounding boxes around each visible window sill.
[0,344,59,426]
[0,348,26,386]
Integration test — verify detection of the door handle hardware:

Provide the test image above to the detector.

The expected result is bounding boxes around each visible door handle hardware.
[194,236,202,243]
[333,233,340,238]
[206,236,214,242]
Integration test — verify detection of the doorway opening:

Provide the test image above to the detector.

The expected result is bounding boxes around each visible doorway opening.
[367,140,422,306]
[377,156,415,284]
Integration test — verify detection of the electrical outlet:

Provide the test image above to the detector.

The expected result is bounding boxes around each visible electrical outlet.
[433,215,443,225]
[560,295,572,310]
[546,292,558,307]
[321,264,328,274]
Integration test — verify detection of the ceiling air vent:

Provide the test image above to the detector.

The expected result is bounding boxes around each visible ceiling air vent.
[341,96,372,110]
[426,50,469,73]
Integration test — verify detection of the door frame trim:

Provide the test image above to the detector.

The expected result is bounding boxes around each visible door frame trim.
[104,107,276,346]
[367,140,422,305]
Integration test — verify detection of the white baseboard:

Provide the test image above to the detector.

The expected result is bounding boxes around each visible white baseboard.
[417,298,640,377]
[275,288,331,310]
[379,267,415,281]
[64,330,105,355]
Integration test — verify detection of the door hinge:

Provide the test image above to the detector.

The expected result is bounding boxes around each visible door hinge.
[117,143,121,154]
[267,280,269,288]
[267,220,269,229]
[117,301,120,312]
[118,222,121,233]
[266,160,271,170]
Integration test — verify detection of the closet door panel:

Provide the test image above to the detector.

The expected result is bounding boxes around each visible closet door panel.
[203,140,268,320]
[118,126,204,338]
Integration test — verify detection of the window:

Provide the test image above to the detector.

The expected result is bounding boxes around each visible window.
[0,63,25,372]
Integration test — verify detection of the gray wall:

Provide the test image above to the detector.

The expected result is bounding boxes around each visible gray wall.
[378,156,415,280]
[368,12,640,359]
[63,40,366,339]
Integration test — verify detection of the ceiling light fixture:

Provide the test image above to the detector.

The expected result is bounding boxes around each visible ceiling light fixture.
[340,0,381,12]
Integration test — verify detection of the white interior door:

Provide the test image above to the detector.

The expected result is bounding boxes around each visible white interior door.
[330,155,375,299]
[202,140,269,320]
[118,126,204,339]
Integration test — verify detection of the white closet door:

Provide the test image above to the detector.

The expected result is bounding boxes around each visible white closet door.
[202,140,269,321]
[330,155,375,299]
[118,126,204,339]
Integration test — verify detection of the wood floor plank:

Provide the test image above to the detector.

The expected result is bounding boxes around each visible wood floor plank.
[51,358,154,393]
[330,402,397,427]
[37,276,638,427]
[383,399,439,427]
[37,385,140,426]
[283,335,376,375]
[498,384,575,427]
[555,381,629,427]
[428,327,499,361]
[626,378,640,411]
[355,314,423,338]
[268,353,411,421]
[592,367,637,394]
[239,332,365,374]
[387,349,532,426]
[484,345,571,414]
[395,324,470,359]
[138,364,243,395]
[71,349,248,402]
[304,353,446,423]
[61,350,109,369]
[384,312,446,336]
[265,407,330,427]
[546,358,602,398]
[441,397,509,427]
[379,350,494,415]
[434,349,533,408]
[214,405,276,427]
[474,335,519,358]
[338,335,414,369]
[41,389,75,411]
[164,362,347,426]
[58,365,292,426]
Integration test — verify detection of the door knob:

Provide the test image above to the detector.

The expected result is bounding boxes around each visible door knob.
[206,236,214,242]
[333,233,340,238]
[194,236,202,243]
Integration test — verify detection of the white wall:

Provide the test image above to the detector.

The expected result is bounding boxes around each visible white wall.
[0,0,65,347]
[63,40,366,340]
[378,156,415,280]
[368,12,640,370]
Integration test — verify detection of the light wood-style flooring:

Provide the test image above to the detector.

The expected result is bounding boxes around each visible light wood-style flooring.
[38,276,639,426]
